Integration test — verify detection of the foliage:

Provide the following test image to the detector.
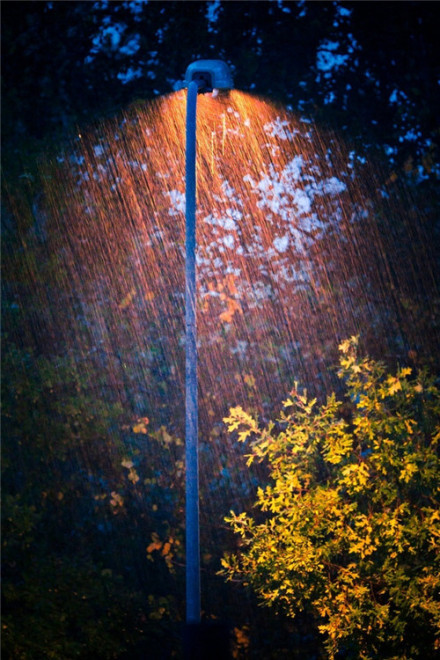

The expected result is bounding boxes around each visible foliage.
[1,340,185,658]
[221,337,440,658]
[2,1,439,177]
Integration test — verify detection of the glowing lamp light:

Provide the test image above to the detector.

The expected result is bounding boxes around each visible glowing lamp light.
[184,59,234,93]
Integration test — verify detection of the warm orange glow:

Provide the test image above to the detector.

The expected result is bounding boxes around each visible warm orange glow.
[7,90,438,432]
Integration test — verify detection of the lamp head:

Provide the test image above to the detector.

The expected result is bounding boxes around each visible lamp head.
[184,59,234,94]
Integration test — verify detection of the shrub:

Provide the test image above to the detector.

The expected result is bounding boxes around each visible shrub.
[221,337,440,659]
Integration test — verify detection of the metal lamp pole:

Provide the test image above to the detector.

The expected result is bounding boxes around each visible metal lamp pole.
[183,61,234,651]
[185,76,201,625]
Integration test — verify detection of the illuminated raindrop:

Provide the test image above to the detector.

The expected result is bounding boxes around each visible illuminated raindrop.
[4,89,438,516]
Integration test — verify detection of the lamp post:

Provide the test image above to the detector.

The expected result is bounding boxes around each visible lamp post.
[183,60,233,652]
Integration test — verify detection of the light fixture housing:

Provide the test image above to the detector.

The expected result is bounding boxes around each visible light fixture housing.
[184,59,234,93]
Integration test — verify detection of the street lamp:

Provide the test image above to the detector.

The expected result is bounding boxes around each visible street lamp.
[183,59,233,649]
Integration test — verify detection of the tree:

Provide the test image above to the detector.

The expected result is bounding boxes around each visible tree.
[221,337,440,659]
[2,1,439,176]
[1,340,186,658]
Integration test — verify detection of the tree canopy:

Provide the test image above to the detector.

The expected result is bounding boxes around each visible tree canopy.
[2,1,440,177]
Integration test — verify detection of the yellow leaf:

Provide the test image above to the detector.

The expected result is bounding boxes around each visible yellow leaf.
[404,419,415,434]
[399,459,418,483]
[244,374,256,388]
[133,416,149,434]
[147,533,162,554]
[338,336,358,354]
[219,297,242,323]
[121,459,134,469]
[110,492,124,508]
[119,288,136,309]
[161,542,171,556]
[146,540,162,553]
[128,468,140,484]
[387,376,402,395]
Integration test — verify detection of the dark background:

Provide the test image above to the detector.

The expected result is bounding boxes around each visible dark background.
[2,0,440,174]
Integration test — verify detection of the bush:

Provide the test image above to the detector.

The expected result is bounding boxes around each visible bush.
[221,337,440,659]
